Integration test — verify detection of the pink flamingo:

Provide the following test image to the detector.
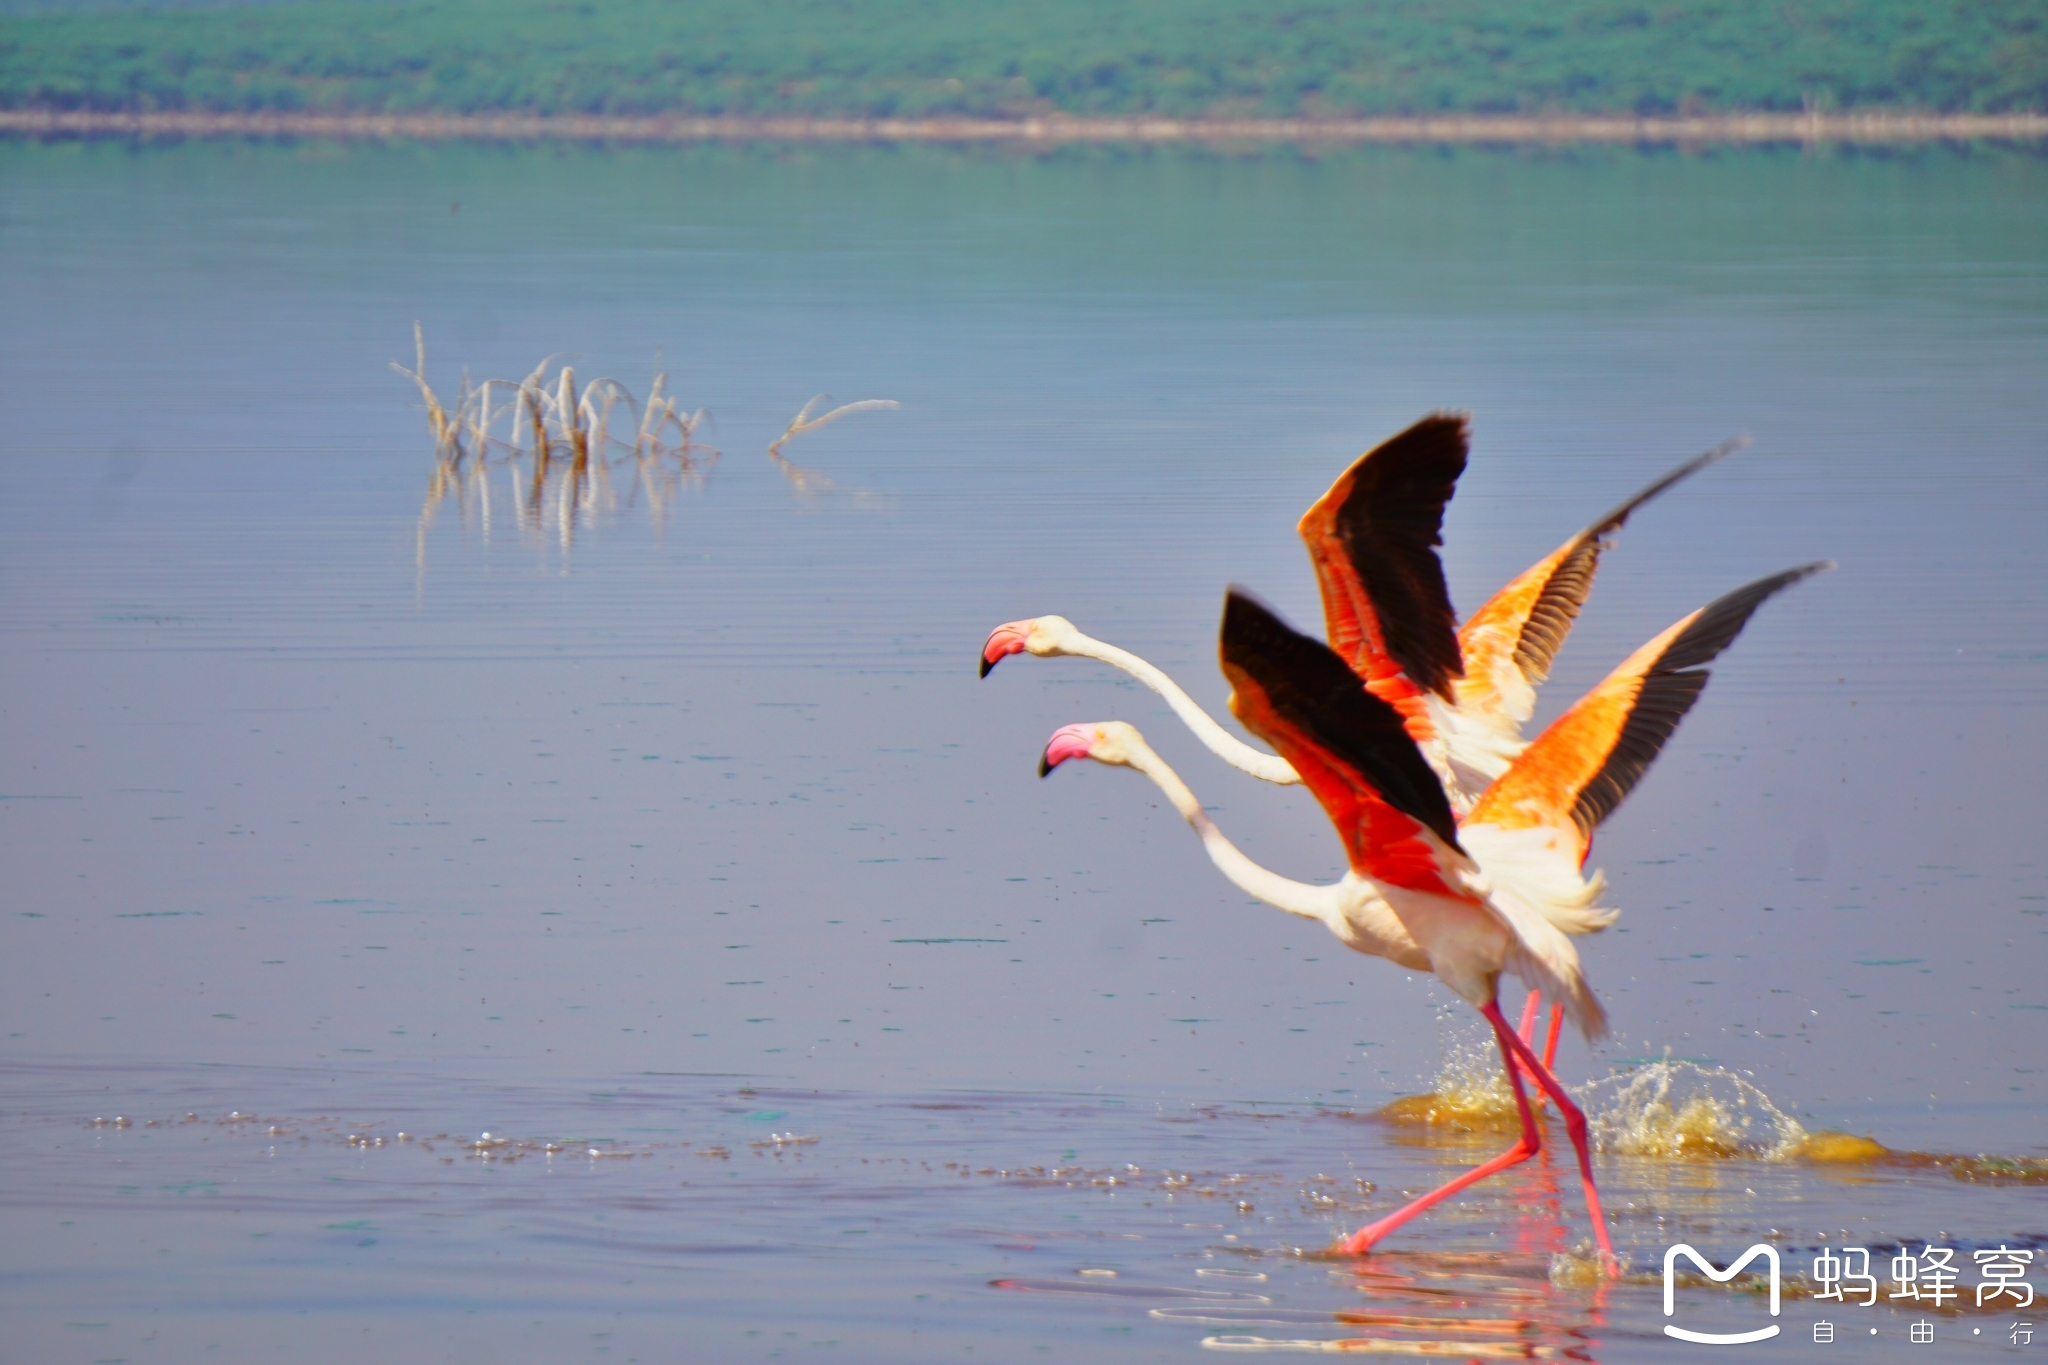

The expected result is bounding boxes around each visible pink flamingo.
[988,416,1743,1064]
[1039,567,1827,1261]
[985,415,1745,808]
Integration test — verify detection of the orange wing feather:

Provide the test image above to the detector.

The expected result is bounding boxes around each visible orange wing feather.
[1455,437,1748,740]
[1465,563,1831,864]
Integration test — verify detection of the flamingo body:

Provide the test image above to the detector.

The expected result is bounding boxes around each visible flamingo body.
[1218,588,1606,1036]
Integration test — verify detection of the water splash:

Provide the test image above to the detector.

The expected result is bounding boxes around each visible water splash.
[1579,1059,1807,1160]
[1379,1028,1815,1160]
[1372,1028,1522,1135]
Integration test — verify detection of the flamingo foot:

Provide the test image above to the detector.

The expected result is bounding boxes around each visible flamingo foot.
[1329,1215,1395,1257]
[1330,1008,1547,1258]
[1326,1133,1540,1257]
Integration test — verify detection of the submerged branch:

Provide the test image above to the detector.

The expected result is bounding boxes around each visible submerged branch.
[767,394,900,492]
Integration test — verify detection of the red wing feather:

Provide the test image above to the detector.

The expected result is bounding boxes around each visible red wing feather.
[1220,588,1463,895]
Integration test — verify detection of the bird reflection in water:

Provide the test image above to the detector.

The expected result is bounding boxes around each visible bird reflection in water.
[1307,1237,1611,1359]
[1144,1235,1610,1357]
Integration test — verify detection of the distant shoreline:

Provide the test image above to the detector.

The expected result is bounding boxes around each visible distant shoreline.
[5,108,2046,145]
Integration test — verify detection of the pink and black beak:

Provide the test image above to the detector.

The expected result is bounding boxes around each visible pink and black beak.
[979,620,1031,678]
[1038,723,1095,778]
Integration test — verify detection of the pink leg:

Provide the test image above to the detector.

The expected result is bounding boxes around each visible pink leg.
[1493,1010,1616,1270]
[1517,999,1567,1113]
[1504,989,1543,1094]
[1331,1003,1542,1256]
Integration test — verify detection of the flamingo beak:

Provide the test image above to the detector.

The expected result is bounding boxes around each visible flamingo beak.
[980,620,1032,678]
[1038,723,1096,778]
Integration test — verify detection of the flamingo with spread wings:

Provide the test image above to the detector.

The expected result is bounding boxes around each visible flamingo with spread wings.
[1039,566,1828,1260]
[985,415,1746,809]
[988,415,1744,1063]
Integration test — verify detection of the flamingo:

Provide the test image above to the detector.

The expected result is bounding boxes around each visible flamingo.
[984,415,1746,809]
[986,415,1742,1065]
[1037,566,1829,1260]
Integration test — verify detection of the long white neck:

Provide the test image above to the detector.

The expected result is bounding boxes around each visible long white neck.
[1119,735,1338,925]
[1064,633,1301,786]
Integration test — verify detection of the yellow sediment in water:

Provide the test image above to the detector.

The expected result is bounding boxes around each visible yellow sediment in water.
[1942,1155,2048,1183]
[1374,1031,1525,1136]
[1373,1091,1522,1136]
[1790,1130,1890,1163]
[1771,1127,2048,1181]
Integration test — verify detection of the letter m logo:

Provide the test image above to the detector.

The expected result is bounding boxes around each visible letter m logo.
[1664,1243,1782,1344]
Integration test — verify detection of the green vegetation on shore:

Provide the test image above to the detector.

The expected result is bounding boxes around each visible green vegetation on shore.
[3,0,2043,119]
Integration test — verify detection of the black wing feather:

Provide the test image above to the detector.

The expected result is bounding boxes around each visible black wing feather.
[1222,588,1463,851]
[1512,435,1748,685]
[1330,412,1468,697]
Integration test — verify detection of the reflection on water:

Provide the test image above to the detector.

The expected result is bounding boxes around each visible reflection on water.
[765,393,903,494]
[408,329,902,577]
[407,325,719,569]
[2,138,2045,1359]
[7,1059,2032,1363]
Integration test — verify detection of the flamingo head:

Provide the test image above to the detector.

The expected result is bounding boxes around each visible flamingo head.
[979,615,1082,677]
[1038,721,1141,777]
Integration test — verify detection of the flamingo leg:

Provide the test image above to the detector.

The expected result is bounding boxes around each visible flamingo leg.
[1331,1004,1542,1256]
[1519,997,1567,1114]
[1503,988,1543,1094]
[1490,1007,1616,1270]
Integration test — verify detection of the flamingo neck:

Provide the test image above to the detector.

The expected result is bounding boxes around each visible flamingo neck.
[1122,741,1338,925]
[1065,634,1301,786]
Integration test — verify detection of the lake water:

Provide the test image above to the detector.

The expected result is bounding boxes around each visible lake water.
[1,137,2044,1361]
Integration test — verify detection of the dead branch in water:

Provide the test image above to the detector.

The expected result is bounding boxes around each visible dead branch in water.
[767,394,900,492]
[403,326,720,570]
[389,322,459,457]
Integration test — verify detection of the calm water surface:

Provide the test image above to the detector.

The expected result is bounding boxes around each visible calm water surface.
[1,139,2044,1361]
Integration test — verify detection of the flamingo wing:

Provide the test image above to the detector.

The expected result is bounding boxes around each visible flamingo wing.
[1296,413,1467,701]
[1453,437,1748,747]
[1464,562,1832,865]
[1219,587,1464,895]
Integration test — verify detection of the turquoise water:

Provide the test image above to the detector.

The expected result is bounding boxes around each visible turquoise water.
[1,138,2043,1360]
